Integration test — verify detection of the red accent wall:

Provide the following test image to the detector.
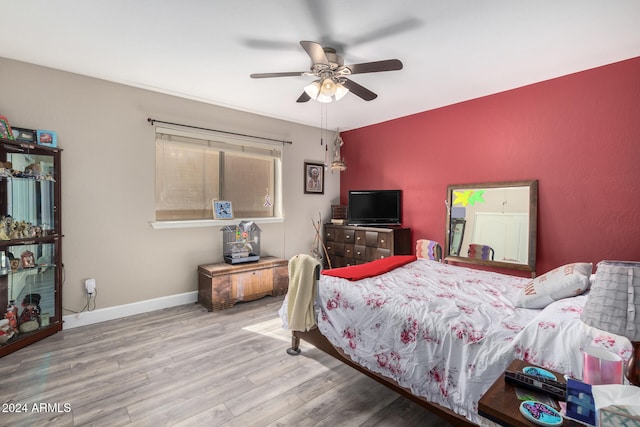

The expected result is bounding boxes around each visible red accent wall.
[341,56,640,275]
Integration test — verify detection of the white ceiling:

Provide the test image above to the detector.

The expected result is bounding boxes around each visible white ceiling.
[2,1,639,131]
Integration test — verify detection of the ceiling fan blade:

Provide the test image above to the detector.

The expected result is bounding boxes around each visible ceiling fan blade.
[296,92,311,103]
[345,59,403,75]
[304,0,333,42]
[250,71,305,79]
[341,79,377,101]
[242,38,300,50]
[300,41,329,65]
[349,18,422,47]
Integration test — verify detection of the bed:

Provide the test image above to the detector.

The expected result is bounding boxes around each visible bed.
[278,254,633,426]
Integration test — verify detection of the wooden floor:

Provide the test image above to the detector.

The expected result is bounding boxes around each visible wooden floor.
[0,296,455,427]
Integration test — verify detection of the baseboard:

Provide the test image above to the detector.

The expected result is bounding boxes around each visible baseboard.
[62,291,198,329]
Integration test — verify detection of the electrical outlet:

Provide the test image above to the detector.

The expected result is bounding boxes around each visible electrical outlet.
[85,278,96,294]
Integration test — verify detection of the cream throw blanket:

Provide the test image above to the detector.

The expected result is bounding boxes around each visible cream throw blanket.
[287,254,321,331]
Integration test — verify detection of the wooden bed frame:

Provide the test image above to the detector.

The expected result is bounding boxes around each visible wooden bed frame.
[287,328,476,427]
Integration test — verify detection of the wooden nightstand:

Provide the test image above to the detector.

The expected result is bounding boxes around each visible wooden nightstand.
[478,359,581,427]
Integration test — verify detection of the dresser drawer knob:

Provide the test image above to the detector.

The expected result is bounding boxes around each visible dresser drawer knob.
[380,239,385,243]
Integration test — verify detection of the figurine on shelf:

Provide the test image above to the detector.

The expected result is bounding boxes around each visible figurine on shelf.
[9,221,18,239]
[24,163,43,179]
[0,318,14,344]
[4,301,18,334]
[20,250,35,268]
[0,161,13,178]
[18,294,41,333]
[0,215,46,240]
[0,216,10,240]
[2,220,36,239]
[11,221,25,239]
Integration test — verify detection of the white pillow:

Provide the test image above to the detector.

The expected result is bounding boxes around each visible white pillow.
[515,262,592,309]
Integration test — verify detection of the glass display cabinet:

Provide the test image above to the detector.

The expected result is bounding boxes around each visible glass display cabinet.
[0,137,62,357]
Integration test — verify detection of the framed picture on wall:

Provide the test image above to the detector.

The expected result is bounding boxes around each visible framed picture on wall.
[213,200,234,219]
[304,162,324,194]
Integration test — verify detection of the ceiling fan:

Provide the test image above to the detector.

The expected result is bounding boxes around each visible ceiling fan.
[250,41,403,103]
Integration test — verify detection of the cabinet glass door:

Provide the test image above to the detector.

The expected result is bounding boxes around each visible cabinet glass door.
[1,243,56,342]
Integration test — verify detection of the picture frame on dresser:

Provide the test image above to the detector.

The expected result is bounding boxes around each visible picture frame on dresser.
[304,162,324,194]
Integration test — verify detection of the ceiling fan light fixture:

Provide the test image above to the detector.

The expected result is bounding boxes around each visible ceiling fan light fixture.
[316,93,333,103]
[334,82,349,101]
[304,80,321,99]
[319,78,337,97]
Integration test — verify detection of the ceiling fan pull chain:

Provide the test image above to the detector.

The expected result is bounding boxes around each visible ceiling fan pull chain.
[320,105,323,145]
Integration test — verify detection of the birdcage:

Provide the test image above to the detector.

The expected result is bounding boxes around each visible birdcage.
[220,221,261,264]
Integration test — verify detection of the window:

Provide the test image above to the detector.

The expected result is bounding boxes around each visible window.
[154,127,282,222]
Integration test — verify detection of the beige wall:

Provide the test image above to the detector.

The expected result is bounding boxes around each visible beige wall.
[0,57,339,312]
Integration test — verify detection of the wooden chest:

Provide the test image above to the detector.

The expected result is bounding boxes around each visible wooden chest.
[197,256,289,311]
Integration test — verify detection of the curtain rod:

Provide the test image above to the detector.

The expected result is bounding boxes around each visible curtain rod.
[147,118,292,145]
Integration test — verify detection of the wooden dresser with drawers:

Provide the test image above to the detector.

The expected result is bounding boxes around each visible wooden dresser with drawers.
[323,224,411,268]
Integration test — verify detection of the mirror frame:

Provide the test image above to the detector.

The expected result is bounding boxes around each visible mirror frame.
[444,180,538,276]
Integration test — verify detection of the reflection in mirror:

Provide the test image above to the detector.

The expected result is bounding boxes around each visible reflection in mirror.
[444,180,538,276]
[449,218,466,256]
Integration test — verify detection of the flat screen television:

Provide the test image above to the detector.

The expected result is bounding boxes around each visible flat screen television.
[347,190,402,226]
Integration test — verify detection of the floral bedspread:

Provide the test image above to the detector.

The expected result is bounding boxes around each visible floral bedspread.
[280,259,632,424]
[510,295,632,380]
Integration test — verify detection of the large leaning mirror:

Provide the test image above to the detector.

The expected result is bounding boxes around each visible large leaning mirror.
[444,180,538,276]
